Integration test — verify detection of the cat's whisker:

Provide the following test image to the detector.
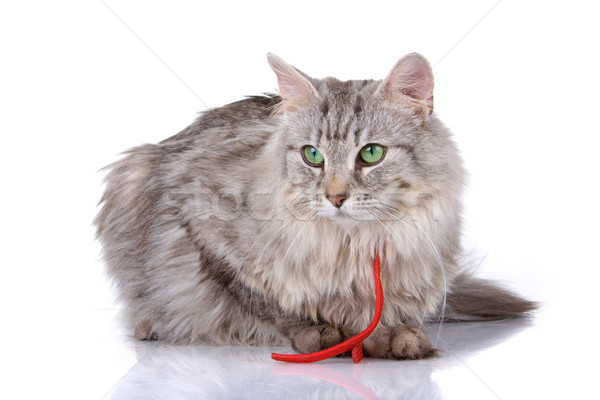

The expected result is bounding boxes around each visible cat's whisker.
[377,202,408,220]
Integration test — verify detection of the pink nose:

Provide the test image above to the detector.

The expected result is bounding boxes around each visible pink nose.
[326,193,348,208]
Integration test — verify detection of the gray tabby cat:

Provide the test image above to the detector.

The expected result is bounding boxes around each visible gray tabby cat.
[95,53,535,360]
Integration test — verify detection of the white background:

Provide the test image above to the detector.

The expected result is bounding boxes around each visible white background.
[1,1,599,398]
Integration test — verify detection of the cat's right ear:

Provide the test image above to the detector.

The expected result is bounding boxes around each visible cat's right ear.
[377,53,434,117]
[267,53,318,112]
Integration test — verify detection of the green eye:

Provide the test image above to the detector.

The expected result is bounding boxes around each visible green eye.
[302,146,324,167]
[359,144,385,165]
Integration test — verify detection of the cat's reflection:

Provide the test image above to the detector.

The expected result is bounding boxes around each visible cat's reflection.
[109,318,533,400]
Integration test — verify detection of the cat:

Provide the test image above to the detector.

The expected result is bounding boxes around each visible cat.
[95,52,536,360]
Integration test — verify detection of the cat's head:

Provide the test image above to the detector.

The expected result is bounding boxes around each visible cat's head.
[267,53,462,226]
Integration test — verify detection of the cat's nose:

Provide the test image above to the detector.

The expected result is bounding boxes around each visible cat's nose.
[326,193,348,208]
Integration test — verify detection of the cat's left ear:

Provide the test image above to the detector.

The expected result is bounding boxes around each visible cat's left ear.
[267,53,319,112]
[377,53,434,116]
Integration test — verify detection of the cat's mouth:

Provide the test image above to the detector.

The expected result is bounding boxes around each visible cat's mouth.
[330,208,352,220]
[322,206,372,224]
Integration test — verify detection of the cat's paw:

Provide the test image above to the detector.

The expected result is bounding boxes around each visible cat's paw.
[289,324,352,354]
[362,326,434,360]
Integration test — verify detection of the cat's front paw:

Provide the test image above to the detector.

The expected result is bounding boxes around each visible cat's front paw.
[363,326,434,360]
[289,324,352,354]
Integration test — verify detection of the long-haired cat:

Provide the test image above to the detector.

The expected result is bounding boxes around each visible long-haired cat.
[95,53,535,359]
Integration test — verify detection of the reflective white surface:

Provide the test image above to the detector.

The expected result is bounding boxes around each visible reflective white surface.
[106,319,533,400]
[77,306,595,399]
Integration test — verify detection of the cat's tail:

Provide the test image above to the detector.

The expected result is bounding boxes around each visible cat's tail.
[442,274,538,321]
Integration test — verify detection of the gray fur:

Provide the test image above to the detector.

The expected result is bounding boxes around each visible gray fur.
[95,53,535,359]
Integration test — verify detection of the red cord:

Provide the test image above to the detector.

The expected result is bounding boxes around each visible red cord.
[272,251,383,364]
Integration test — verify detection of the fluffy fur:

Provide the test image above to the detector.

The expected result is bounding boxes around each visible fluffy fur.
[95,53,535,359]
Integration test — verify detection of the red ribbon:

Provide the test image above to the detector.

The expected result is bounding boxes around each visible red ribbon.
[272,251,383,363]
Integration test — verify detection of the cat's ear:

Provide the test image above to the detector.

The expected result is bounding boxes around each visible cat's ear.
[377,53,434,116]
[267,53,318,112]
